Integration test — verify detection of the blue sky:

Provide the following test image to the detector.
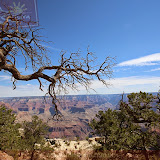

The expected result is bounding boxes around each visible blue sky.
[1,0,160,97]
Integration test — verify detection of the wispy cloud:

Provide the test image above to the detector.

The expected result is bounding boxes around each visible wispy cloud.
[1,76,160,97]
[118,53,160,66]
[113,67,131,72]
[74,76,160,95]
[0,75,11,81]
[41,43,62,52]
[0,84,47,97]
[146,67,160,72]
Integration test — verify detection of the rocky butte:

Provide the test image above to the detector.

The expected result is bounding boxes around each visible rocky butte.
[0,94,127,139]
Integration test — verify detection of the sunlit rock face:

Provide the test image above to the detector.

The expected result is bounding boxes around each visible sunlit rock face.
[0,151,14,160]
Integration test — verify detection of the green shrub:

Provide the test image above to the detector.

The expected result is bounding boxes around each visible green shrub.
[66,152,81,160]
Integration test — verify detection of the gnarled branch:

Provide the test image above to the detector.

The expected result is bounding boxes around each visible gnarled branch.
[0,12,115,116]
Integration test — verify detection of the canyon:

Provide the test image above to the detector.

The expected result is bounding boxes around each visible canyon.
[0,94,128,139]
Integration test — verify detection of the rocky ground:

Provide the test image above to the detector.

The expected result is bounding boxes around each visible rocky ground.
[0,151,14,160]
[1,137,160,160]
[0,137,102,160]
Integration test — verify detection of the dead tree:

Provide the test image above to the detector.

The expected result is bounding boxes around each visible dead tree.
[0,11,115,115]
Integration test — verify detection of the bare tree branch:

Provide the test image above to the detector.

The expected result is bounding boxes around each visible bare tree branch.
[0,12,115,116]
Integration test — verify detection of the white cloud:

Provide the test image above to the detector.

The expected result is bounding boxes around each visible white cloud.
[40,43,62,52]
[118,53,160,66]
[0,76,160,97]
[0,75,11,81]
[0,84,47,97]
[146,67,160,72]
[72,76,160,95]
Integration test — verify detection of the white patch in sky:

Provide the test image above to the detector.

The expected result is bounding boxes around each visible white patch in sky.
[72,76,160,95]
[146,67,160,72]
[118,53,160,66]
[0,84,47,97]
[40,43,62,52]
[1,76,160,97]
[0,75,11,81]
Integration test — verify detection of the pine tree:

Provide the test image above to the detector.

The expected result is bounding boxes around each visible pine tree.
[0,105,21,150]
[90,92,160,159]
[90,109,139,150]
[120,92,160,159]
[22,115,49,160]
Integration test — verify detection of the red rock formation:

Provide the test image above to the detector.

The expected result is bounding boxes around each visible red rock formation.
[0,95,116,139]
